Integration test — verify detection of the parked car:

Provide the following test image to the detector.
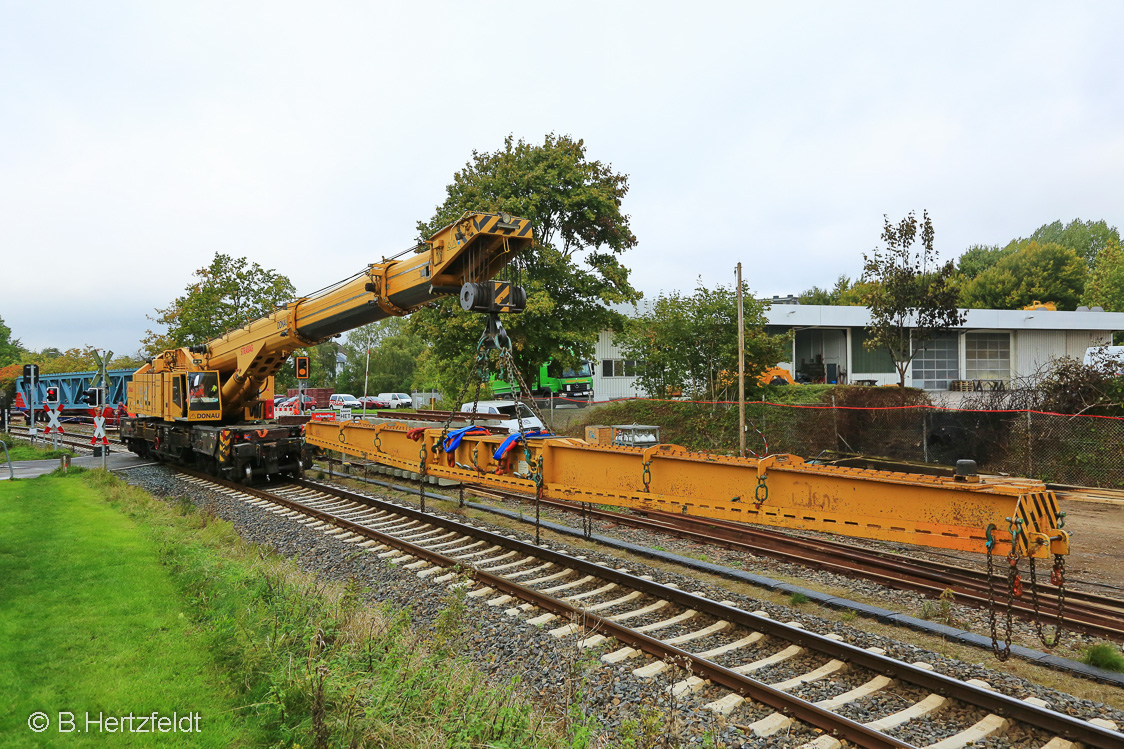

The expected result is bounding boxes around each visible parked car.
[459,400,544,432]
[359,395,389,409]
[377,392,413,409]
[329,393,362,410]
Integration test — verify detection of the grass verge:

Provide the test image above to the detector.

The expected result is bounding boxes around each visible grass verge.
[1,470,578,748]
[0,432,76,461]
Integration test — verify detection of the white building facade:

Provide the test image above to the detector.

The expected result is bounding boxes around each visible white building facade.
[592,305,1124,400]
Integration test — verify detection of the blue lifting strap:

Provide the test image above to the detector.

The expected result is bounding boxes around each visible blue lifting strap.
[492,429,553,461]
[442,425,489,453]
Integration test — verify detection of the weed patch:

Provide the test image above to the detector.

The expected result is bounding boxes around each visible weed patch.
[1083,643,1124,673]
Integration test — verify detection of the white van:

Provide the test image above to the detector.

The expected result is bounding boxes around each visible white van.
[459,400,545,432]
[1084,346,1124,375]
[378,393,413,409]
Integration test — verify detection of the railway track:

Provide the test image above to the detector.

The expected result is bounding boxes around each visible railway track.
[465,484,1124,644]
[173,467,1123,748]
[4,424,119,455]
[318,460,1124,647]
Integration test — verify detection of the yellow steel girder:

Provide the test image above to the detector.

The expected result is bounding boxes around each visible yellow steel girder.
[305,419,1069,558]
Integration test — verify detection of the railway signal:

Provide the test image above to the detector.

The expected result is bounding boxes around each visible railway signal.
[295,356,310,380]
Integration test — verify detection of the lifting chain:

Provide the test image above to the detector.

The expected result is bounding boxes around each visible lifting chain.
[582,501,593,539]
[1027,552,1067,648]
[986,517,1025,661]
[754,476,769,505]
[641,460,652,493]
[494,345,550,544]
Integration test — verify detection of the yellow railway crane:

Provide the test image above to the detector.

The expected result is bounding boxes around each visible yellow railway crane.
[121,212,533,482]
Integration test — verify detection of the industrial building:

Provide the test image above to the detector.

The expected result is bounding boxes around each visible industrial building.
[593,304,1124,401]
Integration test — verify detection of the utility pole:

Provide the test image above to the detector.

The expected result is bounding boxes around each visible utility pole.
[363,344,371,400]
[736,262,746,458]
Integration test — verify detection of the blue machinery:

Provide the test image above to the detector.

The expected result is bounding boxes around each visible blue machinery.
[16,369,134,410]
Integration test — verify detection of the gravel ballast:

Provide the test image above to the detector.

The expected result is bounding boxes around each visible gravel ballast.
[121,465,1124,748]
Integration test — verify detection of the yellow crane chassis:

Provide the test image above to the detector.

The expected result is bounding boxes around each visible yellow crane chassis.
[306,419,1069,558]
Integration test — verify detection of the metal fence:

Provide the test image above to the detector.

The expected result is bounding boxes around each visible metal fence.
[742,402,1124,488]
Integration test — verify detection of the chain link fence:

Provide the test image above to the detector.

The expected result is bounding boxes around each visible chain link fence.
[741,402,1124,487]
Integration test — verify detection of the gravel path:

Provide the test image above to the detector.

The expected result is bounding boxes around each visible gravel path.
[122,465,1124,748]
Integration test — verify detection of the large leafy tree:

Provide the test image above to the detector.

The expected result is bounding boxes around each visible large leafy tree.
[861,211,965,388]
[959,241,1087,310]
[616,281,789,400]
[142,253,295,355]
[409,134,641,400]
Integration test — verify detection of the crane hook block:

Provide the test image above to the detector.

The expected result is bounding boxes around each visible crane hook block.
[460,281,527,314]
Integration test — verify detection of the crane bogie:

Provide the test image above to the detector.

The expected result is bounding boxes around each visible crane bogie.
[120,211,533,482]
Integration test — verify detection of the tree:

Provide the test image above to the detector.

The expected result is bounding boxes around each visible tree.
[274,341,339,393]
[0,315,23,367]
[1082,239,1124,312]
[616,280,789,400]
[409,134,641,400]
[959,241,1087,310]
[861,210,965,389]
[956,243,1013,280]
[142,253,295,355]
[333,318,425,396]
[1023,218,1120,266]
[799,275,875,306]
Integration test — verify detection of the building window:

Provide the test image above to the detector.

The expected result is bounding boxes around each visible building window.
[601,359,640,377]
[911,333,958,389]
[965,332,1010,382]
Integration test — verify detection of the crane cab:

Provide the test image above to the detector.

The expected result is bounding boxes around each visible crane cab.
[129,369,223,422]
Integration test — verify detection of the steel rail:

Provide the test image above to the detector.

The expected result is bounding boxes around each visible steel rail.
[461,481,1124,641]
[177,468,916,747]
[260,473,1121,747]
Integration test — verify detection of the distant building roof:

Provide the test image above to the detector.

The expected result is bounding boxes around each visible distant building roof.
[765,304,1124,332]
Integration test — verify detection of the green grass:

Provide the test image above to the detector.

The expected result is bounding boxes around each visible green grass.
[0,473,256,747]
[788,592,810,606]
[0,433,76,461]
[0,470,578,748]
[1083,643,1124,673]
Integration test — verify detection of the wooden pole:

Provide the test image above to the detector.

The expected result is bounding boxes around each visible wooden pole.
[737,262,746,458]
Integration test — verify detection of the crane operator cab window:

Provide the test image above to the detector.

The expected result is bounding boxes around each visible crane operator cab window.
[188,372,221,413]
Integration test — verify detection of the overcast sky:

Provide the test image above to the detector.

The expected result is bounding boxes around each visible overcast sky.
[3,2,1123,356]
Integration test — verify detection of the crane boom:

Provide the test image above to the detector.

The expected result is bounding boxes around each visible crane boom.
[121,211,533,482]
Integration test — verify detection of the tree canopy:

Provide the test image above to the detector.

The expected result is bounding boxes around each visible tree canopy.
[798,275,874,306]
[615,281,789,400]
[332,318,425,397]
[861,211,965,388]
[142,253,295,355]
[0,315,22,368]
[958,240,1087,310]
[409,134,641,400]
[1022,218,1120,266]
[1082,238,1124,312]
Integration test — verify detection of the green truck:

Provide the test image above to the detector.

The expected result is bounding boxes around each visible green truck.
[490,360,595,406]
